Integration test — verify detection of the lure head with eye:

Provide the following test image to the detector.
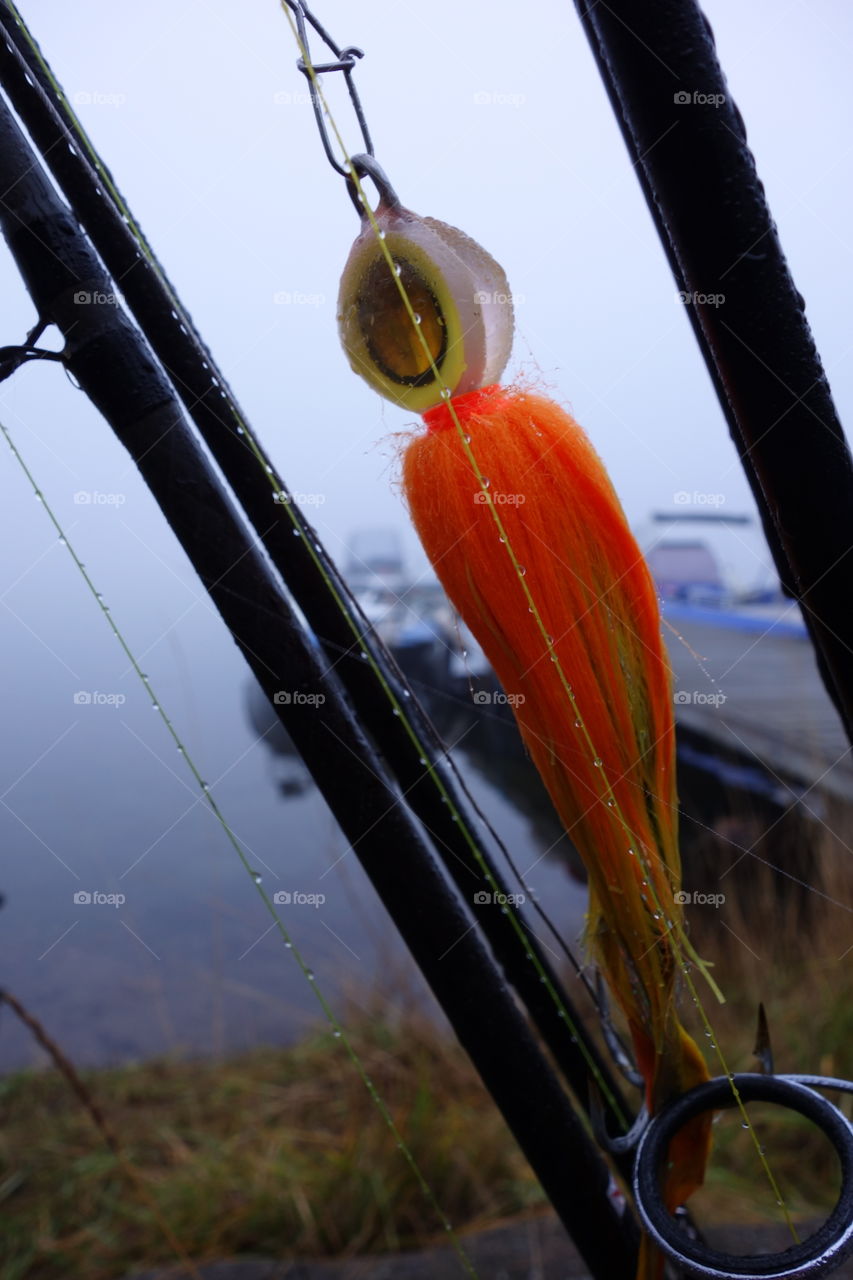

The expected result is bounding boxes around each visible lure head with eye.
[337,201,515,412]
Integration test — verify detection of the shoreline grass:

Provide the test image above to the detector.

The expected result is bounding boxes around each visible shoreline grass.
[3,800,852,1279]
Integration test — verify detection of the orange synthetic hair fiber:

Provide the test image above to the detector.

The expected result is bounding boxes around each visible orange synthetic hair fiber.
[338,194,712,1276]
[403,384,712,1266]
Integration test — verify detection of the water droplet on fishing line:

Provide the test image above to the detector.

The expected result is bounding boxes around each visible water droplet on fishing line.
[402,689,411,698]
[627,848,635,856]
[284,940,292,949]
[440,387,452,400]
[306,969,315,981]
[451,814,459,823]
[95,592,103,601]
[741,1121,749,1129]
[558,1009,566,1020]
[151,702,159,711]
[58,536,67,546]
[332,1029,342,1039]
[412,313,421,325]
[251,872,262,884]
[652,912,661,920]
[593,758,603,768]
[360,651,369,660]
[418,757,427,766]
[392,708,400,717]
[378,230,386,240]
[500,906,508,914]
[481,476,490,488]
[34,491,43,501]
[606,799,615,808]
[176,745,185,754]
[394,263,402,276]
[546,634,554,644]
[201,782,210,792]
[518,565,526,576]
[292,528,300,536]
[704,1028,712,1037]
[640,879,648,887]
[236,426,244,435]
[265,465,273,475]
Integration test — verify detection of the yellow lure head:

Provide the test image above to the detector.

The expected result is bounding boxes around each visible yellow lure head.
[337,196,515,412]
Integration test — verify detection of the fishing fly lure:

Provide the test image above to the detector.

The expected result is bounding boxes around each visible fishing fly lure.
[338,179,713,1276]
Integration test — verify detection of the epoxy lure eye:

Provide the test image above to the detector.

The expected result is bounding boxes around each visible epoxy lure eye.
[337,198,514,412]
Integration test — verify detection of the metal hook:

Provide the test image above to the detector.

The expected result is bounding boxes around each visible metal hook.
[345,153,401,219]
[633,1072,853,1279]
[282,0,388,213]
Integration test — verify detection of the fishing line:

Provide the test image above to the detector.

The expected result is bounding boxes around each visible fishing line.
[275,0,801,1242]
[0,412,482,1279]
[278,0,638,1133]
[0,1,630,1127]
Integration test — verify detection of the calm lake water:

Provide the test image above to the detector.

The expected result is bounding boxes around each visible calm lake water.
[1,476,837,1076]
[1,575,588,1071]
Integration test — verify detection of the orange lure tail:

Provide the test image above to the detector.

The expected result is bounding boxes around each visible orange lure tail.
[336,192,713,1275]
[403,385,712,1266]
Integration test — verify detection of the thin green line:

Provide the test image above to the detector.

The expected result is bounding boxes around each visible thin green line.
[4,0,631,1129]
[0,413,482,1276]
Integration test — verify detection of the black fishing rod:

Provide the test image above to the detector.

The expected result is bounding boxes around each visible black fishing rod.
[0,1,635,1148]
[575,0,853,749]
[0,89,639,1278]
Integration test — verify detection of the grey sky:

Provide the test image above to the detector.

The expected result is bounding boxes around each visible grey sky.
[3,0,853,596]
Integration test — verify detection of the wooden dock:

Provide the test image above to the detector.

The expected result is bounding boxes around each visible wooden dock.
[663,602,853,803]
